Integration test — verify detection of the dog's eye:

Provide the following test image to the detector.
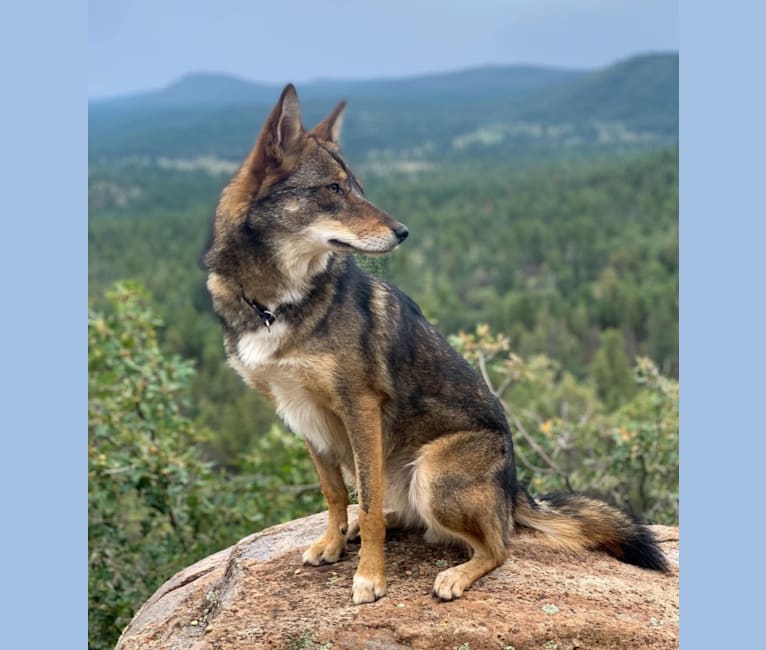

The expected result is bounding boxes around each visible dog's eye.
[328,183,341,194]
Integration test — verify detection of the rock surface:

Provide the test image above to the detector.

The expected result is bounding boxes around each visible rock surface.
[116,507,679,650]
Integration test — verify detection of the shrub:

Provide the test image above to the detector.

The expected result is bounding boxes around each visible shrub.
[88,283,322,650]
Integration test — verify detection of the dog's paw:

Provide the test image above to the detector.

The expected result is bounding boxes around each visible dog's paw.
[302,535,346,566]
[432,566,469,601]
[352,571,387,605]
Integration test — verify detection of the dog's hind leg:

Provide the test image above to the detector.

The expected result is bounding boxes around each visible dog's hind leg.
[302,443,350,565]
[411,430,511,601]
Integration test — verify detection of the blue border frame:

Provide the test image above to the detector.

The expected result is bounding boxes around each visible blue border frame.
[680,1,766,646]
[1,1,86,647]
[5,2,765,647]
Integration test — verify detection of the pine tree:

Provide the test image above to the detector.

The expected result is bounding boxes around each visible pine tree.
[590,328,637,411]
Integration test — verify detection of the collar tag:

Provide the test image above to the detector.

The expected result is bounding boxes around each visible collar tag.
[262,310,276,328]
[241,291,278,329]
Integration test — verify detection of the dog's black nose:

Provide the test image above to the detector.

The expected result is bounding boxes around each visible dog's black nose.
[394,224,409,243]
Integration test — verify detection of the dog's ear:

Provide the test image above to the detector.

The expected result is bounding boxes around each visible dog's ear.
[262,83,305,165]
[219,85,305,215]
[311,99,346,144]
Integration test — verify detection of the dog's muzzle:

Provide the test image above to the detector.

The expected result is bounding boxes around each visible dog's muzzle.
[393,224,409,243]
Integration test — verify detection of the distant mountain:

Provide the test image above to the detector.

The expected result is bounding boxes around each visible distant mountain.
[89,52,678,162]
[91,65,584,112]
[517,53,678,136]
[93,73,279,111]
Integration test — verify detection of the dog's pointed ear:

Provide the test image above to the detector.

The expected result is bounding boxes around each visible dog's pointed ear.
[220,84,305,215]
[262,83,305,166]
[311,99,346,144]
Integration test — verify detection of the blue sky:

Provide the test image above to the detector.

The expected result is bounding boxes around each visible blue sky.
[89,0,678,99]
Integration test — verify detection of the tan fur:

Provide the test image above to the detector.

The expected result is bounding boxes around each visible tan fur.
[514,494,633,556]
[310,100,346,144]
[405,432,509,600]
[302,444,350,565]
[347,393,387,604]
[216,85,305,227]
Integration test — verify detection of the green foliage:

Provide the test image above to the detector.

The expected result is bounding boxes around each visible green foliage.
[590,328,637,411]
[451,326,678,524]
[88,284,323,650]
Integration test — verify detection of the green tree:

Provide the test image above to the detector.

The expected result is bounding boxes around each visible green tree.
[590,328,637,411]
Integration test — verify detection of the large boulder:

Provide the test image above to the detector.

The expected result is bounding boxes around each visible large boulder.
[116,507,679,649]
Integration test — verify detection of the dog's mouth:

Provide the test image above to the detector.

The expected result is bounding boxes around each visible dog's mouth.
[328,238,356,251]
[328,238,397,256]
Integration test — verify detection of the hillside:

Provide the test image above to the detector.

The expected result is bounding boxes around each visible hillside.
[92,65,583,111]
[517,52,678,136]
[88,52,677,161]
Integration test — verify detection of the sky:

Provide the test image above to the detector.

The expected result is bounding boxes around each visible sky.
[89,0,678,99]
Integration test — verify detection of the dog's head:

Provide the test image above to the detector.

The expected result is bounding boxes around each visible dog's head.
[207,84,408,269]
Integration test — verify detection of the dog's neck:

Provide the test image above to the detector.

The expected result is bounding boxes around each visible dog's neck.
[239,242,336,313]
[270,239,334,307]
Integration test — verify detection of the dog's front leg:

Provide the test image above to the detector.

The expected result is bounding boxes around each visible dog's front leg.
[345,395,386,604]
[302,443,349,565]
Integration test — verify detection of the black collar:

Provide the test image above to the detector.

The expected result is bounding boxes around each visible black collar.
[239,256,335,329]
[241,291,280,328]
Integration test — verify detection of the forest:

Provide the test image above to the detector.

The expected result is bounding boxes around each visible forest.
[89,54,678,650]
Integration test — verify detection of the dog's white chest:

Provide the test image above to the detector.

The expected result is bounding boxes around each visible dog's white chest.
[232,325,340,455]
[236,322,288,369]
[269,378,337,454]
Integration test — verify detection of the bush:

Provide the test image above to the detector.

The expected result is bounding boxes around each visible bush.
[451,324,678,524]
[88,283,322,650]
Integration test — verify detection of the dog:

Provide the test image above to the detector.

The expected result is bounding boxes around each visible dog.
[203,84,668,605]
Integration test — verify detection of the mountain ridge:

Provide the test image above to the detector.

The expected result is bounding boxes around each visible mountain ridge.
[89,62,590,111]
[89,52,678,161]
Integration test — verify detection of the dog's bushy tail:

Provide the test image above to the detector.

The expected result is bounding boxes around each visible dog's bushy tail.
[513,487,668,572]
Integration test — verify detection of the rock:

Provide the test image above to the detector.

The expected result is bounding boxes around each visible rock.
[116,507,679,650]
